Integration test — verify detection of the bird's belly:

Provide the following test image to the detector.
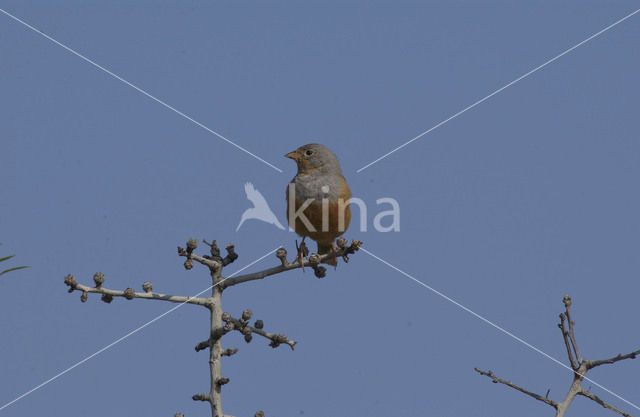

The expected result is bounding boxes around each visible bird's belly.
[288,198,351,243]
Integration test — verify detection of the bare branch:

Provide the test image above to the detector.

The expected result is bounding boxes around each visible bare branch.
[478,296,639,417]
[558,313,578,370]
[65,237,362,417]
[586,350,640,370]
[563,295,583,364]
[221,240,362,289]
[579,389,634,417]
[63,274,210,307]
[222,312,297,350]
[474,368,558,408]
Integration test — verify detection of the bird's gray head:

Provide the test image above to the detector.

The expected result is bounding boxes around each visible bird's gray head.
[285,143,342,175]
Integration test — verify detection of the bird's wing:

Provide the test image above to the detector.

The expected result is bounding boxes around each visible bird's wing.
[244,182,270,209]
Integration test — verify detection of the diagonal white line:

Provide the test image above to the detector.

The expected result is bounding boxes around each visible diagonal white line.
[360,247,640,412]
[0,247,279,412]
[0,7,283,174]
[356,8,640,173]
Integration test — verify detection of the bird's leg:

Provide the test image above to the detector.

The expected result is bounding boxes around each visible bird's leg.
[330,242,338,269]
[295,238,309,271]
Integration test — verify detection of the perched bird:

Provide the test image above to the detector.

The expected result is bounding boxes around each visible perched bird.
[285,143,351,264]
[236,182,285,232]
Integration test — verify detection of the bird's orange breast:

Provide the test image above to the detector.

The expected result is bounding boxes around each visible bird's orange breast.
[286,179,351,246]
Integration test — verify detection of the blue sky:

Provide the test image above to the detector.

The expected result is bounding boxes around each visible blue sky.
[1,1,639,416]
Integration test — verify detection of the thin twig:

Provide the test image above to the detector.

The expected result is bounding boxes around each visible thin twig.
[221,240,362,289]
[586,350,640,370]
[563,295,582,364]
[63,275,209,307]
[558,313,578,370]
[579,389,634,417]
[223,315,297,350]
[474,368,558,408]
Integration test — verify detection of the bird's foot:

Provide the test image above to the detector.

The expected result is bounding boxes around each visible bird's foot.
[295,239,309,271]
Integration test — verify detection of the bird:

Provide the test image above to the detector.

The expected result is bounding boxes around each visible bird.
[285,143,351,265]
[236,182,286,232]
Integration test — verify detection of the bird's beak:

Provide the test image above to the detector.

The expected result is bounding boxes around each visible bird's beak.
[285,150,300,161]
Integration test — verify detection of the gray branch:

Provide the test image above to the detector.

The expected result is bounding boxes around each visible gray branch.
[222,313,297,350]
[579,389,634,417]
[586,350,640,370]
[476,296,638,417]
[65,237,361,417]
[221,239,362,289]
[63,274,209,307]
[474,368,558,408]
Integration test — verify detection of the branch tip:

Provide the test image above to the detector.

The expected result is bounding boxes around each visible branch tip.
[221,348,238,357]
[192,393,210,402]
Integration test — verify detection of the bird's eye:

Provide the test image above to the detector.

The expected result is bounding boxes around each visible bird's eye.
[305,150,313,156]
